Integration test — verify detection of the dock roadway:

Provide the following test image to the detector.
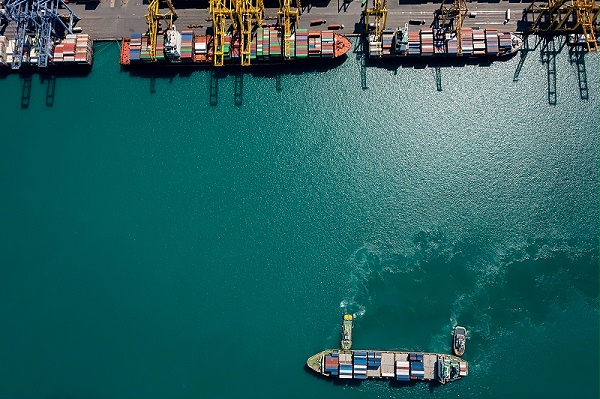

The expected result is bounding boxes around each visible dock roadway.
[71,0,531,41]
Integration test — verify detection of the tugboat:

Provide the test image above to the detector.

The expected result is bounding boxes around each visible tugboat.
[341,314,353,351]
[453,325,467,357]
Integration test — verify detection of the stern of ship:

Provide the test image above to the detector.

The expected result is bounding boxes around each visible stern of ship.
[120,38,131,66]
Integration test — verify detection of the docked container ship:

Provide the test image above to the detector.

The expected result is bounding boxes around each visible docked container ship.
[307,349,468,384]
[368,25,522,60]
[119,27,352,66]
[0,34,93,69]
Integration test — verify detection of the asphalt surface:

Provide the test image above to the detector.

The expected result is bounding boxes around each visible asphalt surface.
[62,0,534,41]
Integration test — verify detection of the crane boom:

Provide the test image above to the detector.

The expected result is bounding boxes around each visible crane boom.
[278,0,299,59]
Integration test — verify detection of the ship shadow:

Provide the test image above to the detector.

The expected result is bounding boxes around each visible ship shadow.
[1,67,91,109]
[363,55,499,70]
[122,55,347,101]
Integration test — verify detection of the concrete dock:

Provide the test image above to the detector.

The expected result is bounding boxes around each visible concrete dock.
[66,0,531,41]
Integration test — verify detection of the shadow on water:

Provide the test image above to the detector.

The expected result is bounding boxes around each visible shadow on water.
[0,66,91,109]
[568,45,589,101]
[352,36,368,90]
[122,56,346,105]
[539,36,560,106]
[514,34,591,104]
[20,73,32,109]
[513,34,539,82]
[303,363,444,391]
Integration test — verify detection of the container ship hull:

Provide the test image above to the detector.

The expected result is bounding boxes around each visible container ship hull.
[120,28,352,67]
[307,349,468,384]
[369,26,522,62]
[0,34,93,70]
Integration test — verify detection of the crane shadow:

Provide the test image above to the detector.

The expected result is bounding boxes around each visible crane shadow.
[568,45,589,101]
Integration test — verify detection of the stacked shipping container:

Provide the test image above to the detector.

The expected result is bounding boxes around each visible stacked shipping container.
[295,29,308,58]
[129,33,142,62]
[324,353,339,376]
[461,28,474,56]
[485,28,499,54]
[409,353,425,380]
[308,31,321,57]
[0,36,9,66]
[53,34,93,65]
[122,27,348,65]
[321,31,335,58]
[381,30,394,57]
[194,35,208,62]
[180,30,194,61]
[339,353,352,379]
[408,31,420,55]
[353,351,368,379]
[420,29,434,56]
[472,29,486,55]
[367,351,382,377]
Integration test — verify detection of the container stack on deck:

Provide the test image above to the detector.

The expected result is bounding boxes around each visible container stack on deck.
[462,28,474,56]
[180,30,194,61]
[420,28,434,56]
[408,31,420,55]
[270,29,281,58]
[485,28,499,55]
[52,34,93,65]
[295,29,308,58]
[499,32,512,53]
[367,351,382,377]
[473,29,486,55]
[156,34,165,61]
[339,353,353,379]
[308,31,321,57]
[0,36,8,66]
[129,33,142,62]
[324,353,339,376]
[409,353,425,380]
[194,34,209,62]
[353,351,368,379]
[321,30,335,58]
[395,356,410,381]
[381,30,394,57]
[447,35,458,56]
[140,35,151,61]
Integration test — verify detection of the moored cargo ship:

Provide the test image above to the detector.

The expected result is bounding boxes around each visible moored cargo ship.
[0,34,93,69]
[368,24,522,60]
[119,27,352,67]
[307,349,468,384]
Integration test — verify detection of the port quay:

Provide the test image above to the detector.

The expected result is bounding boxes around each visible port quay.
[69,0,545,41]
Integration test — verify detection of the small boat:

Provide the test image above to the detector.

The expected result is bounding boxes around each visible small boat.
[341,314,353,350]
[453,325,466,357]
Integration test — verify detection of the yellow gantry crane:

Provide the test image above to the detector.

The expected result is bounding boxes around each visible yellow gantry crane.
[527,0,599,52]
[437,0,468,55]
[365,0,388,39]
[210,0,234,66]
[278,0,300,59]
[145,0,178,62]
[210,0,265,66]
[234,0,264,66]
[574,0,599,51]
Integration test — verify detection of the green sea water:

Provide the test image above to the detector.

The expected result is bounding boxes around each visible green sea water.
[0,39,598,399]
